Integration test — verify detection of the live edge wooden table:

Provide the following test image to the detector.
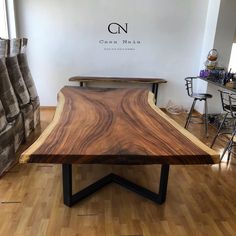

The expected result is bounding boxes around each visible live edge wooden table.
[20,86,219,207]
[69,76,167,104]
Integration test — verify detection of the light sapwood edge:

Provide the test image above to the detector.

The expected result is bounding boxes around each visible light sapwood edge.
[147,92,220,164]
[19,92,65,163]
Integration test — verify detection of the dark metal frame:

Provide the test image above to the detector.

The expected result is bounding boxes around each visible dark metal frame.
[62,164,170,207]
[211,90,233,148]
[220,93,236,163]
[152,83,159,105]
[184,77,210,137]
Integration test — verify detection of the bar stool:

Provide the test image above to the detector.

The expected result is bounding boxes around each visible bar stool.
[211,91,235,148]
[184,77,212,137]
[220,93,236,163]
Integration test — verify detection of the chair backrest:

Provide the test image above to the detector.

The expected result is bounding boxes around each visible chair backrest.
[219,90,231,112]
[229,93,236,118]
[185,77,195,97]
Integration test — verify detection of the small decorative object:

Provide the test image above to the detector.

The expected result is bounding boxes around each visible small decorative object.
[204,69,210,77]
[205,49,218,69]
[199,69,210,78]
[207,49,218,61]
[199,70,205,77]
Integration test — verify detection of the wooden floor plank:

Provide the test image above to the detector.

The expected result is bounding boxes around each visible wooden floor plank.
[0,107,236,236]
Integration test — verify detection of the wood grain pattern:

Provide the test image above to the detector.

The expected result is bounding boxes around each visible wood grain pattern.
[69,76,167,84]
[1,108,235,236]
[20,87,219,165]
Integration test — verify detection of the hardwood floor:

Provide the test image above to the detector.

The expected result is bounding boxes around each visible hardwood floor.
[0,108,236,236]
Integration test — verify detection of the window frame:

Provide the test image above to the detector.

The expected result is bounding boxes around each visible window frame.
[0,0,9,38]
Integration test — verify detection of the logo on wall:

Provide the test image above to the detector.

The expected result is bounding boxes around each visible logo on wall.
[98,22,142,51]
[108,23,128,34]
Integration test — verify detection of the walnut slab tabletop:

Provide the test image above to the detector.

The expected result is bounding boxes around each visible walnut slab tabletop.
[69,76,167,106]
[20,86,218,165]
[19,86,219,207]
[69,76,167,84]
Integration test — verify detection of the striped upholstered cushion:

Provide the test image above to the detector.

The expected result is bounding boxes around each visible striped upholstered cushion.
[6,56,30,107]
[9,38,21,57]
[0,124,15,176]
[21,104,34,139]
[33,105,40,128]
[0,39,7,59]
[18,53,38,101]
[20,38,28,54]
[0,59,20,121]
[0,100,7,132]
[12,113,25,151]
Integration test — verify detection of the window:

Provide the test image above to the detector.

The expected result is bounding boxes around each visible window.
[229,43,236,73]
[0,0,8,38]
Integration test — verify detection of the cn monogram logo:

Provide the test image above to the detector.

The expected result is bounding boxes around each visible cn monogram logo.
[108,23,128,34]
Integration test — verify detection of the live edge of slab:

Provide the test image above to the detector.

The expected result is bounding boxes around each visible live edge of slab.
[20,86,219,165]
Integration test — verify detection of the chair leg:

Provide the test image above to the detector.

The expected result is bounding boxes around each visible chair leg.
[233,118,236,131]
[211,113,229,148]
[204,99,209,137]
[220,128,236,162]
[185,99,197,129]
[221,141,232,162]
[227,148,232,164]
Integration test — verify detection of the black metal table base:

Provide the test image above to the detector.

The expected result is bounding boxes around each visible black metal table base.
[62,164,170,207]
[152,83,159,105]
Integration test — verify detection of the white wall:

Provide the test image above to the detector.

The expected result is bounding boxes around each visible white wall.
[14,0,209,107]
[214,0,236,68]
[194,0,236,114]
[195,0,221,113]
[206,0,236,114]
[229,43,236,73]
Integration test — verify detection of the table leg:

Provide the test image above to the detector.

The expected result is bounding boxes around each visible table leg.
[155,84,159,105]
[152,83,156,93]
[62,164,72,206]
[62,164,113,207]
[158,164,169,203]
[62,164,170,207]
[152,83,159,105]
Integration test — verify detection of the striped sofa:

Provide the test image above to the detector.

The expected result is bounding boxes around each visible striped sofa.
[0,38,40,176]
